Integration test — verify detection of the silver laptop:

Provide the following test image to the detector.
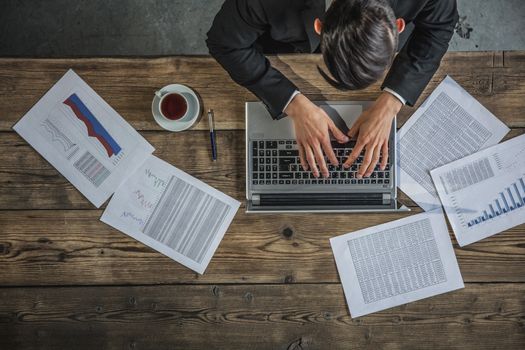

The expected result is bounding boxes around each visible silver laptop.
[245,101,409,213]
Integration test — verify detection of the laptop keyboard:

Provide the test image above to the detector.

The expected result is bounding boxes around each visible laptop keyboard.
[251,140,391,186]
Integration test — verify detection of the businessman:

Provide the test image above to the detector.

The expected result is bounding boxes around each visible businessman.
[207,0,458,178]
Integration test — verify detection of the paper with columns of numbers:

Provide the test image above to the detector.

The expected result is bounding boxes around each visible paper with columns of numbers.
[101,155,241,274]
[330,209,464,318]
[397,76,509,212]
[13,69,154,207]
[431,133,525,246]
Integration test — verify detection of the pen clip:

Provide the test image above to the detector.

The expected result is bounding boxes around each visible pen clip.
[208,109,215,131]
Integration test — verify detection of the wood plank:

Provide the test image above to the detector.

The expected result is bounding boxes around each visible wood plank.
[467,95,524,129]
[493,71,525,95]
[0,283,523,350]
[493,51,504,67]
[0,130,245,210]
[0,210,524,286]
[0,56,248,131]
[503,51,525,67]
[1,129,523,210]
[1,51,523,131]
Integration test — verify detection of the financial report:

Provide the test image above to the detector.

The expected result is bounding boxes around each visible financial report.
[13,69,154,207]
[330,210,464,317]
[397,76,509,212]
[431,134,525,246]
[101,155,240,274]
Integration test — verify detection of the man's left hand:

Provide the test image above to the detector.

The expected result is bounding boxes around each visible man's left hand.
[343,92,402,177]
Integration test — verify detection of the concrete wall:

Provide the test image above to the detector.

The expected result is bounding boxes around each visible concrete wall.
[0,0,523,56]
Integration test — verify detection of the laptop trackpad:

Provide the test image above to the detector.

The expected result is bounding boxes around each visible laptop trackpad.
[319,103,363,136]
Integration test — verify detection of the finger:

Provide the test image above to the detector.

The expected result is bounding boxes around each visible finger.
[313,143,329,178]
[322,138,339,166]
[348,125,357,139]
[358,144,376,178]
[348,120,361,139]
[298,143,309,171]
[357,145,373,178]
[304,144,319,178]
[343,140,365,168]
[328,121,349,143]
[380,142,389,171]
[364,145,381,177]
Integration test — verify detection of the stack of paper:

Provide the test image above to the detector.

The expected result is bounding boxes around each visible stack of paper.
[331,76,517,318]
[397,76,509,211]
[13,69,240,274]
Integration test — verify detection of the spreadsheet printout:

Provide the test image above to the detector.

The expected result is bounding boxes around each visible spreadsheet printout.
[101,155,240,274]
[13,69,155,207]
[397,76,509,212]
[330,210,464,317]
[431,134,525,246]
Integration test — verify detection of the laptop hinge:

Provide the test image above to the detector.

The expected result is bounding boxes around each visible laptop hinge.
[255,193,386,207]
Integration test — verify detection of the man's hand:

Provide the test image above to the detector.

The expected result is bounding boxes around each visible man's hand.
[285,94,349,178]
[343,92,402,178]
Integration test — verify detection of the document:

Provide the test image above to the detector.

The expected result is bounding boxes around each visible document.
[397,76,509,211]
[101,155,241,274]
[431,134,525,246]
[13,69,154,207]
[330,210,464,318]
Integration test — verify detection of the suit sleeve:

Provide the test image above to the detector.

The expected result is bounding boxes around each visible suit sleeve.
[206,0,298,119]
[381,0,458,106]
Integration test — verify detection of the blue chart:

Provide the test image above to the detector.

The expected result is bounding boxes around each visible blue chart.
[467,177,525,227]
[64,93,122,158]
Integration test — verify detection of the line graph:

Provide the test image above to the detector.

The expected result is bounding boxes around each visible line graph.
[40,118,80,160]
[41,118,77,152]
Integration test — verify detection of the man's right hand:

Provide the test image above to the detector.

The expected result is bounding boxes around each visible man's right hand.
[284,93,349,178]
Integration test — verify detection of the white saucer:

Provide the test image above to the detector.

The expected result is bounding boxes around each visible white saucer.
[152,84,202,132]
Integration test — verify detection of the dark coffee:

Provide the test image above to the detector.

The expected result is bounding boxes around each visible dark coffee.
[160,93,187,120]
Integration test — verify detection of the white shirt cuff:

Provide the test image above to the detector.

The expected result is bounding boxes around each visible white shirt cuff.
[383,87,406,105]
[283,90,301,113]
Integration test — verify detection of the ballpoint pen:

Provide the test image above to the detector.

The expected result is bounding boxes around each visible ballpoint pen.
[208,109,217,161]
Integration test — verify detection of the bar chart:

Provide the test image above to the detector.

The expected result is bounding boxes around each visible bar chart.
[431,134,525,246]
[466,176,525,227]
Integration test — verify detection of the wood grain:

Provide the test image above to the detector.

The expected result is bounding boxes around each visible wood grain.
[1,52,525,349]
[1,51,524,131]
[504,51,525,67]
[0,284,524,350]
[0,210,524,286]
[1,129,523,210]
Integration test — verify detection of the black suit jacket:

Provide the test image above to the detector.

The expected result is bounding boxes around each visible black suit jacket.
[206,0,458,119]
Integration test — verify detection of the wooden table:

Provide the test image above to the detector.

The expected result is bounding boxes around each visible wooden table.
[0,52,524,349]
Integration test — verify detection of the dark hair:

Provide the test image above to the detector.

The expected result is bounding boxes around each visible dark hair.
[319,0,398,90]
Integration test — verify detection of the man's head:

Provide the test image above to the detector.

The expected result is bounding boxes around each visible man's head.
[317,0,403,90]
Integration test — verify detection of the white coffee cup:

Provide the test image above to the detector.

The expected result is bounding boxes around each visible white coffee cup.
[152,84,202,132]
[154,90,190,121]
